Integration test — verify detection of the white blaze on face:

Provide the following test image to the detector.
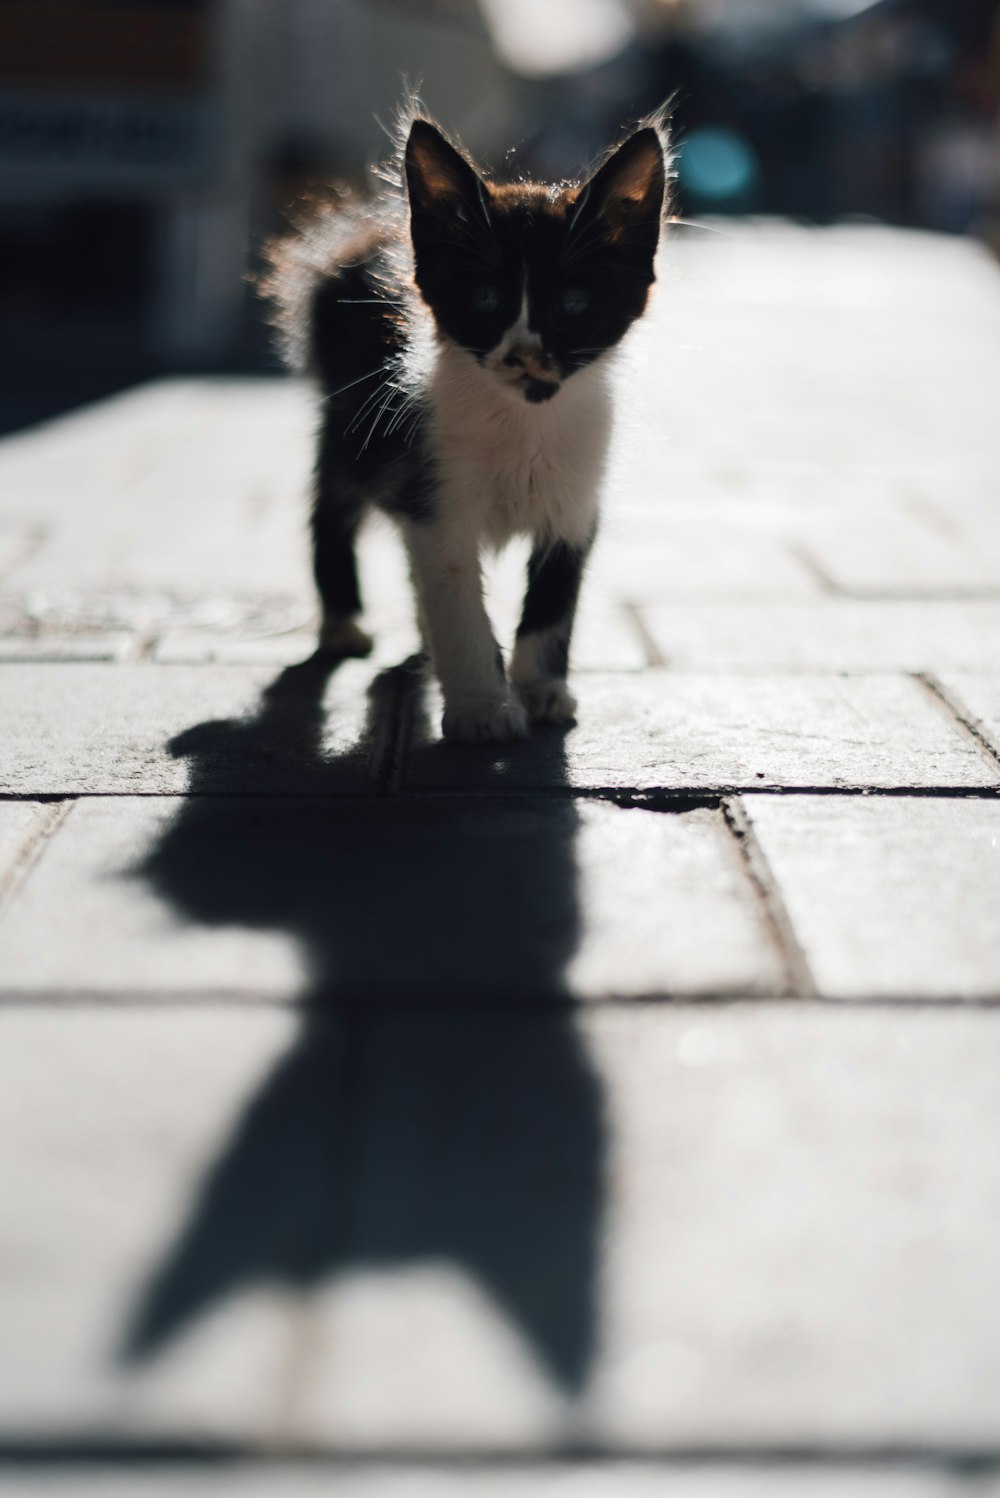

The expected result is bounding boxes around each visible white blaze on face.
[489,283,560,394]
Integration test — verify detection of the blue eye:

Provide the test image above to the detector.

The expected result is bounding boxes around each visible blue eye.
[561,287,589,316]
[472,284,500,313]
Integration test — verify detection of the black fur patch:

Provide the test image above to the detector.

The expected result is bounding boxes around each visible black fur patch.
[524,380,559,404]
[517,542,588,638]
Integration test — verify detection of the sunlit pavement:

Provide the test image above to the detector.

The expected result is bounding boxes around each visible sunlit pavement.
[2,226,1000,1495]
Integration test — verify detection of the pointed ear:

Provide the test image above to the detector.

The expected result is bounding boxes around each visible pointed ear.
[571,128,665,254]
[405,118,488,228]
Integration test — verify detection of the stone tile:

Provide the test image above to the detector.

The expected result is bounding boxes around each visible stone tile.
[0,661,389,795]
[3,1006,1000,1449]
[796,510,1000,597]
[0,800,46,900]
[0,589,309,640]
[606,450,940,516]
[0,1466,976,1496]
[589,523,821,603]
[0,798,780,1001]
[666,222,1000,320]
[152,632,341,667]
[743,795,1000,1001]
[136,542,640,673]
[0,799,306,998]
[935,675,1000,763]
[589,1006,1000,1447]
[0,380,315,599]
[151,624,426,672]
[640,604,1000,673]
[601,504,1000,602]
[0,634,139,663]
[403,674,998,794]
[0,531,34,578]
[476,540,670,669]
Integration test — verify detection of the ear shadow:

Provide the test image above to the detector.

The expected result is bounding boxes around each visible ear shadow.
[120,657,606,1401]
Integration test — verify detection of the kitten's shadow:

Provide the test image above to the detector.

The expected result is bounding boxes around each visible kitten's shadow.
[120,653,605,1403]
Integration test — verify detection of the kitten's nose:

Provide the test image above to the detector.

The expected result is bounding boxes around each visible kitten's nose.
[507,343,555,377]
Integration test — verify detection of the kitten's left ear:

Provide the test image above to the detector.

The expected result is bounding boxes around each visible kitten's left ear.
[571,128,666,254]
[405,118,490,233]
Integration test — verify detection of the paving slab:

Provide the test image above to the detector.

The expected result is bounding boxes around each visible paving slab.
[588,523,822,603]
[741,795,1000,1001]
[0,588,309,640]
[795,511,1000,597]
[640,603,1000,672]
[0,1465,983,1497]
[935,676,1000,762]
[602,504,1000,602]
[152,630,408,670]
[2,1006,1000,1450]
[666,223,1000,322]
[0,634,140,663]
[0,798,781,1001]
[0,381,315,599]
[607,450,958,515]
[151,607,644,675]
[0,661,389,795]
[0,801,48,900]
[403,673,998,794]
[0,532,34,578]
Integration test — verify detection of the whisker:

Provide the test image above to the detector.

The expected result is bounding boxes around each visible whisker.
[665,215,731,236]
[322,366,387,401]
[346,374,401,433]
[359,386,401,453]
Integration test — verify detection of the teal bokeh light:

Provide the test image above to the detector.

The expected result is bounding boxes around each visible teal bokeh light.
[679,128,760,206]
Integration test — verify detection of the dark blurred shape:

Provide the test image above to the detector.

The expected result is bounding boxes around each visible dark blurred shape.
[1,0,997,434]
[120,657,605,1398]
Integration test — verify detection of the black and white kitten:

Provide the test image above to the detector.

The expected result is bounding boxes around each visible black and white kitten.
[266,109,668,743]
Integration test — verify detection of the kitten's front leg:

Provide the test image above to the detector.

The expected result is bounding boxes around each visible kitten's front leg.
[510,538,591,726]
[404,522,528,744]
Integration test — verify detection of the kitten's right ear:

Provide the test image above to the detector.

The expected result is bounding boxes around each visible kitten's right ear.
[405,119,489,232]
[570,127,666,257]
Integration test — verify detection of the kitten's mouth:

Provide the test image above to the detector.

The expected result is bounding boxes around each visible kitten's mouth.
[522,377,560,404]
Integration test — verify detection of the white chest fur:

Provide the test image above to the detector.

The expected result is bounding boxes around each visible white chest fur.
[425,343,614,549]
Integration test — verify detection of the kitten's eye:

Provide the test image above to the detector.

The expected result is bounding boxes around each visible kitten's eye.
[472,284,500,313]
[560,287,590,316]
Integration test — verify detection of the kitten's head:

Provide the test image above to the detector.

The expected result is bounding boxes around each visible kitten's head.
[404,117,668,404]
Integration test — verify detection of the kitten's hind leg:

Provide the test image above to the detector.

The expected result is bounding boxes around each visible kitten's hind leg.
[510,538,591,726]
[312,431,373,658]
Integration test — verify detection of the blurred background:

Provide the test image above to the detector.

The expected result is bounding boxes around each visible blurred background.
[0,0,997,437]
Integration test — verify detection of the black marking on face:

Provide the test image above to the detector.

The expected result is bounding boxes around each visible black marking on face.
[560,287,589,317]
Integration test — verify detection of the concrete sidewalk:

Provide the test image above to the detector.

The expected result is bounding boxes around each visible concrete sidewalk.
[2,225,1000,1495]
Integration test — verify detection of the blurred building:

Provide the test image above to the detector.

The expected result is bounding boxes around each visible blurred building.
[0,0,997,432]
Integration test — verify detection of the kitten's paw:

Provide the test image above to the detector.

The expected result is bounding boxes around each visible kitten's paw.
[443,693,529,744]
[318,616,373,658]
[517,679,578,727]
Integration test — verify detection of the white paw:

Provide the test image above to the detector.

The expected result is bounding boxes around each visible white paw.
[442,693,529,745]
[318,616,373,658]
[517,679,578,726]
